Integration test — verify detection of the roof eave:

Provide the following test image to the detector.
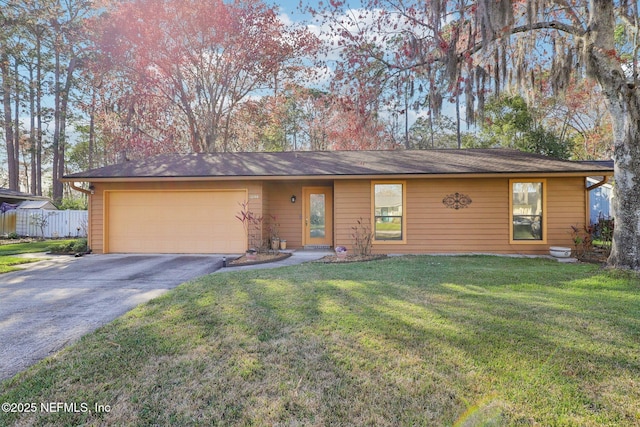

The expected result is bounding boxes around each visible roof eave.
[61,170,614,183]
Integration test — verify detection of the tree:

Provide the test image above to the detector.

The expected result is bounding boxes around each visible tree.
[91,0,319,155]
[409,115,472,149]
[228,95,291,152]
[0,0,98,201]
[47,0,102,204]
[314,0,640,270]
[476,94,571,159]
[537,79,613,160]
[0,4,22,191]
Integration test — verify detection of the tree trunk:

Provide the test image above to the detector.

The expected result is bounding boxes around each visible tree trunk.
[608,115,640,270]
[29,64,37,195]
[35,31,43,196]
[586,0,640,270]
[1,52,18,190]
[57,57,76,200]
[51,44,76,204]
[13,59,21,190]
[52,48,62,204]
[88,92,95,169]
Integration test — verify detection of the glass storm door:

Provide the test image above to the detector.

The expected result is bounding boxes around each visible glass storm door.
[302,187,333,247]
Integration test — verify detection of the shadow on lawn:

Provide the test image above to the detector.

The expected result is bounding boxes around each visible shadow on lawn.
[234,256,639,424]
[2,256,637,426]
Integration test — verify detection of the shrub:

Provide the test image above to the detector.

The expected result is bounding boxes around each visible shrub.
[570,224,594,259]
[592,214,614,256]
[58,197,88,210]
[72,238,88,253]
[48,238,88,254]
[236,202,265,253]
[351,218,373,256]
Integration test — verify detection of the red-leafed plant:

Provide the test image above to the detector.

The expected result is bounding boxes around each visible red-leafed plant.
[236,201,264,253]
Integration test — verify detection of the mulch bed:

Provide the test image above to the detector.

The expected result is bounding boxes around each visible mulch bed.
[315,254,388,263]
[226,252,389,267]
[575,246,610,265]
[227,252,291,267]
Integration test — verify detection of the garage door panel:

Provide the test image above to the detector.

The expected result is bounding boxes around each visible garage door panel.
[107,190,247,254]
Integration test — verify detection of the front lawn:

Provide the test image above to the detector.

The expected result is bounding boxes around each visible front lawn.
[0,239,81,273]
[0,256,40,274]
[1,256,638,426]
[0,239,79,256]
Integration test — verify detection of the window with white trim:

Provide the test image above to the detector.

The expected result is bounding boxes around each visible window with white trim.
[373,183,404,241]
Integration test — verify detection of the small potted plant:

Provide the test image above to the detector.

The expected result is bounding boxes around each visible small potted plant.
[335,245,348,260]
[280,239,287,250]
[269,215,280,251]
[271,237,280,251]
[246,248,258,261]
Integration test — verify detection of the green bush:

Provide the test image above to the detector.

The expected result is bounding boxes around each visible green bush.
[48,238,87,254]
[72,238,88,253]
[57,197,88,210]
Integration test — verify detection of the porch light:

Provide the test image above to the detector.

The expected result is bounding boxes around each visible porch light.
[290,195,297,203]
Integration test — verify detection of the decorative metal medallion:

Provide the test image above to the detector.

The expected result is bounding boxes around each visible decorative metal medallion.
[442,192,472,210]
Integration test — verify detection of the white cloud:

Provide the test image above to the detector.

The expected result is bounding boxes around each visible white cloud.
[277,12,294,27]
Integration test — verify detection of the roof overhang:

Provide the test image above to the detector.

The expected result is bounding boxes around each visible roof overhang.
[0,190,50,201]
[61,149,614,183]
[61,170,614,183]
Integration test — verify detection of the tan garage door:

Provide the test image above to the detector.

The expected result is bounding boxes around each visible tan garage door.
[106,190,247,253]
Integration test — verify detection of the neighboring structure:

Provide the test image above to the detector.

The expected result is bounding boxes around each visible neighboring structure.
[581,161,615,225]
[62,149,614,255]
[0,188,50,206]
[18,200,58,210]
[0,189,52,236]
[587,177,614,224]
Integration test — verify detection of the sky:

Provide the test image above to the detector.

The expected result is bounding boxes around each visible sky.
[268,0,435,130]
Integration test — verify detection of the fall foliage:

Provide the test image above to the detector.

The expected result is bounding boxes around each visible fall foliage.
[2,0,639,269]
[89,0,320,155]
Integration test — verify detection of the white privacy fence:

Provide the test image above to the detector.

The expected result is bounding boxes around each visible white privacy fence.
[0,209,88,238]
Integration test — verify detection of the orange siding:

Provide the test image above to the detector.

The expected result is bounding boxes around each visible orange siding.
[334,180,370,251]
[546,177,587,245]
[335,177,586,255]
[89,187,103,253]
[263,181,333,249]
[90,181,262,254]
[89,176,587,255]
[264,182,303,249]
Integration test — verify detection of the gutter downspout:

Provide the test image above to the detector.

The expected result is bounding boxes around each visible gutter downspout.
[69,181,92,195]
[69,182,92,251]
[586,175,609,191]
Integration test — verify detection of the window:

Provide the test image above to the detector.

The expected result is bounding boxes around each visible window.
[510,180,546,242]
[373,182,405,242]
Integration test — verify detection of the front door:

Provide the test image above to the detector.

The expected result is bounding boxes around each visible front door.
[302,186,333,247]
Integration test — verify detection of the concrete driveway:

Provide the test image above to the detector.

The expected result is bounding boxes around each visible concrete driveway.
[0,254,224,381]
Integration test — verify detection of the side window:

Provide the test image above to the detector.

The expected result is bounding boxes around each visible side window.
[510,180,546,242]
[373,182,404,242]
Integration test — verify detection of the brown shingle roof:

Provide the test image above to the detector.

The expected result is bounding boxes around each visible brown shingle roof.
[62,149,614,180]
[0,188,50,201]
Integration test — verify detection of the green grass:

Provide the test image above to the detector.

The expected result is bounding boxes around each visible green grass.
[1,256,639,426]
[375,222,401,231]
[0,256,40,273]
[0,239,77,256]
[0,239,80,273]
